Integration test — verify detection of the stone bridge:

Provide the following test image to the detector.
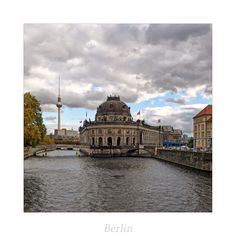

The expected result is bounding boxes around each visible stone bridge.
[24,144,212,172]
[24,144,81,159]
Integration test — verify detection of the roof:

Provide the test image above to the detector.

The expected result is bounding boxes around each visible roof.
[173,129,182,134]
[162,125,173,132]
[96,96,131,118]
[193,105,212,119]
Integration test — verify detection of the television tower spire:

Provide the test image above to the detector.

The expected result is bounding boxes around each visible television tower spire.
[56,76,62,131]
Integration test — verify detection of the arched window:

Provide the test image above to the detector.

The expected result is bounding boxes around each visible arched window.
[117,137,121,146]
[92,137,95,146]
[126,137,129,145]
[98,137,103,146]
[108,137,112,146]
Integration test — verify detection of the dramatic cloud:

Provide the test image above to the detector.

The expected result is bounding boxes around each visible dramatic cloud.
[24,24,212,134]
[24,24,212,109]
[141,104,207,135]
[146,24,210,43]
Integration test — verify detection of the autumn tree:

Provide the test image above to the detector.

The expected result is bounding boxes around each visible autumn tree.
[24,92,46,147]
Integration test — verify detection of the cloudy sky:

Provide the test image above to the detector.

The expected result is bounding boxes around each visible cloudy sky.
[24,24,212,135]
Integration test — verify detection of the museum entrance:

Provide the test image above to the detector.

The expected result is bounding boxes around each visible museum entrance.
[108,137,112,146]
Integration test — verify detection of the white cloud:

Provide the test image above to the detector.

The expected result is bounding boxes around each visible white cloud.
[66,57,84,66]
[24,24,212,134]
[44,115,56,122]
[140,104,207,135]
[41,104,58,112]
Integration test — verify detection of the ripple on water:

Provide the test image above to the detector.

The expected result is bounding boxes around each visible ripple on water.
[24,150,212,212]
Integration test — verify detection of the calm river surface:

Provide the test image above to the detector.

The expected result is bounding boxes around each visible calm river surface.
[24,150,212,212]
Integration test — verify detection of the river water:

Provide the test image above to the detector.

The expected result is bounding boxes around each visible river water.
[24,150,212,212]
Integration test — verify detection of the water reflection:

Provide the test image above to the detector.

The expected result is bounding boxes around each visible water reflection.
[24,150,212,212]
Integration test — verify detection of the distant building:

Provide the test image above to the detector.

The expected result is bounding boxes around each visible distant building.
[193,105,212,149]
[54,128,79,139]
[161,126,183,147]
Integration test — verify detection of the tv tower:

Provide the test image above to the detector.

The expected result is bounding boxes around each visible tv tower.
[56,76,62,131]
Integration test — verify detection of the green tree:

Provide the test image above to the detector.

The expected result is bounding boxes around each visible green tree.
[24,92,47,147]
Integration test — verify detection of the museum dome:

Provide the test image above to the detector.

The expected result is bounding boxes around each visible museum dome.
[95,96,132,122]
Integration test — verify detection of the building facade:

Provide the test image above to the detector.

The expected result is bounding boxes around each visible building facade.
[161,126,183,147]
[193,105,212,149]
[54,128,79,139]
[79,96,162,148]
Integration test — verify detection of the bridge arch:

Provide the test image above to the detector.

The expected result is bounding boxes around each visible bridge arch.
[127,148,153,157]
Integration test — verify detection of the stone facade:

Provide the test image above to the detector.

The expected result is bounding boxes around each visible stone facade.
[79,96,161,147]
[154,148,212,171]
[193,105,212,149]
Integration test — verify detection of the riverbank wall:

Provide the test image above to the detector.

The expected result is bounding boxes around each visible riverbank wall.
[24,145,57,159]
[153,148,212,172]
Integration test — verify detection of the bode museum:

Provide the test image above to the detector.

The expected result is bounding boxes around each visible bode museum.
[79,96,164,152]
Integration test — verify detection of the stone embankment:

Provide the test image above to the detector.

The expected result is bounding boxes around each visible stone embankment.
[24,145,56,159]
[154,148,212,172]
